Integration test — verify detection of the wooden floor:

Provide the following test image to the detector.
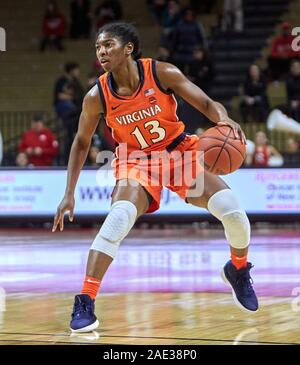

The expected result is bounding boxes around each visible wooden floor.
[1,293,300,345]
[1,228,300,345]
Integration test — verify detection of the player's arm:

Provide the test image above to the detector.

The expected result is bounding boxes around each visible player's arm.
[52,85,103,232]
[156,61,246,143]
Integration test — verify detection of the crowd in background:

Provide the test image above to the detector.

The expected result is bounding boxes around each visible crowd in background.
[39,0,122,52]
[238,19,300,168]
[151,0,213,93]
[12,0,300,169]
[240,22,300,124]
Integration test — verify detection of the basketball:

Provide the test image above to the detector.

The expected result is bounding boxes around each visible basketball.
[198,125,246,175]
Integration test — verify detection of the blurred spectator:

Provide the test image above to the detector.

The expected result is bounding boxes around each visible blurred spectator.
[246,131,283,167]
[240,64,269,123]
[16,152,30,167]
[87,134,102,164]
[91,133,103,150]
[169,8,207,72]
[157,46,171,62]
[282,136,300,166]
[161,0,182,35]
[40,1,66,52]
[286,60,300,121]
[54,62,84,114]
[286,136,299,153]
[70,0,91,39]
[147,0,167,25]
[87,145,101,166]
[94,0,123,29]
[268,22,300,81]
[18,113,59,167]
[221,0,243,33]
[159,0,182,52]
[187,47,214,93]
[70,65,85,108]
[85,134,111,166]
[54,62,84,164]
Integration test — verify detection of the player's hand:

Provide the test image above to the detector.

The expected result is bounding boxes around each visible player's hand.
[52,195,75,232]
[217,118,246,144]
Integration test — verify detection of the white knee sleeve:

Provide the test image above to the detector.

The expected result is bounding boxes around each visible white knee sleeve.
[90,200,137,258]
[207,189,250,249]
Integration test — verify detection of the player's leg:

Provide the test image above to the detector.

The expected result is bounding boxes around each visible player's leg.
[84,178,151,280]
[70,178,152,333]
[186,170,258,312]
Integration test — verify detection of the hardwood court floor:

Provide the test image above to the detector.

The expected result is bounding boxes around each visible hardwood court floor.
[0,228,300,345]
[1,293,300,345]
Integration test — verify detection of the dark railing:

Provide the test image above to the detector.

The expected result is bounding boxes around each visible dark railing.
[0,111,65,166]
[241,122,287,152]
[0,110,291,166]
[0,111,105,166]
[1,111,52,150]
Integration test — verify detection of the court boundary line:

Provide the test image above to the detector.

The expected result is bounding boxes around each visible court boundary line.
[0,331,297,345]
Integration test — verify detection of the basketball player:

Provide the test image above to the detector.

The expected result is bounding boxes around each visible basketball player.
[52,22,258,333]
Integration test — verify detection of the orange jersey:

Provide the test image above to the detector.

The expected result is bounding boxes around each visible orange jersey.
[97,58,185,156]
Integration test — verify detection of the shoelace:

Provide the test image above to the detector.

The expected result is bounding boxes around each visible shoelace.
[73,301,90,317]
[236,266,255,296]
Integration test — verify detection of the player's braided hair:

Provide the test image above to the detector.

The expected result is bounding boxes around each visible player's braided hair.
[97,22,142,60]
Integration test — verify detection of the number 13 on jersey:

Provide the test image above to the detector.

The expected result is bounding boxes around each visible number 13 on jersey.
[130,120,166,149]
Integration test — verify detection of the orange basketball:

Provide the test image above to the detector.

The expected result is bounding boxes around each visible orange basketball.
[197,125,246,175]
